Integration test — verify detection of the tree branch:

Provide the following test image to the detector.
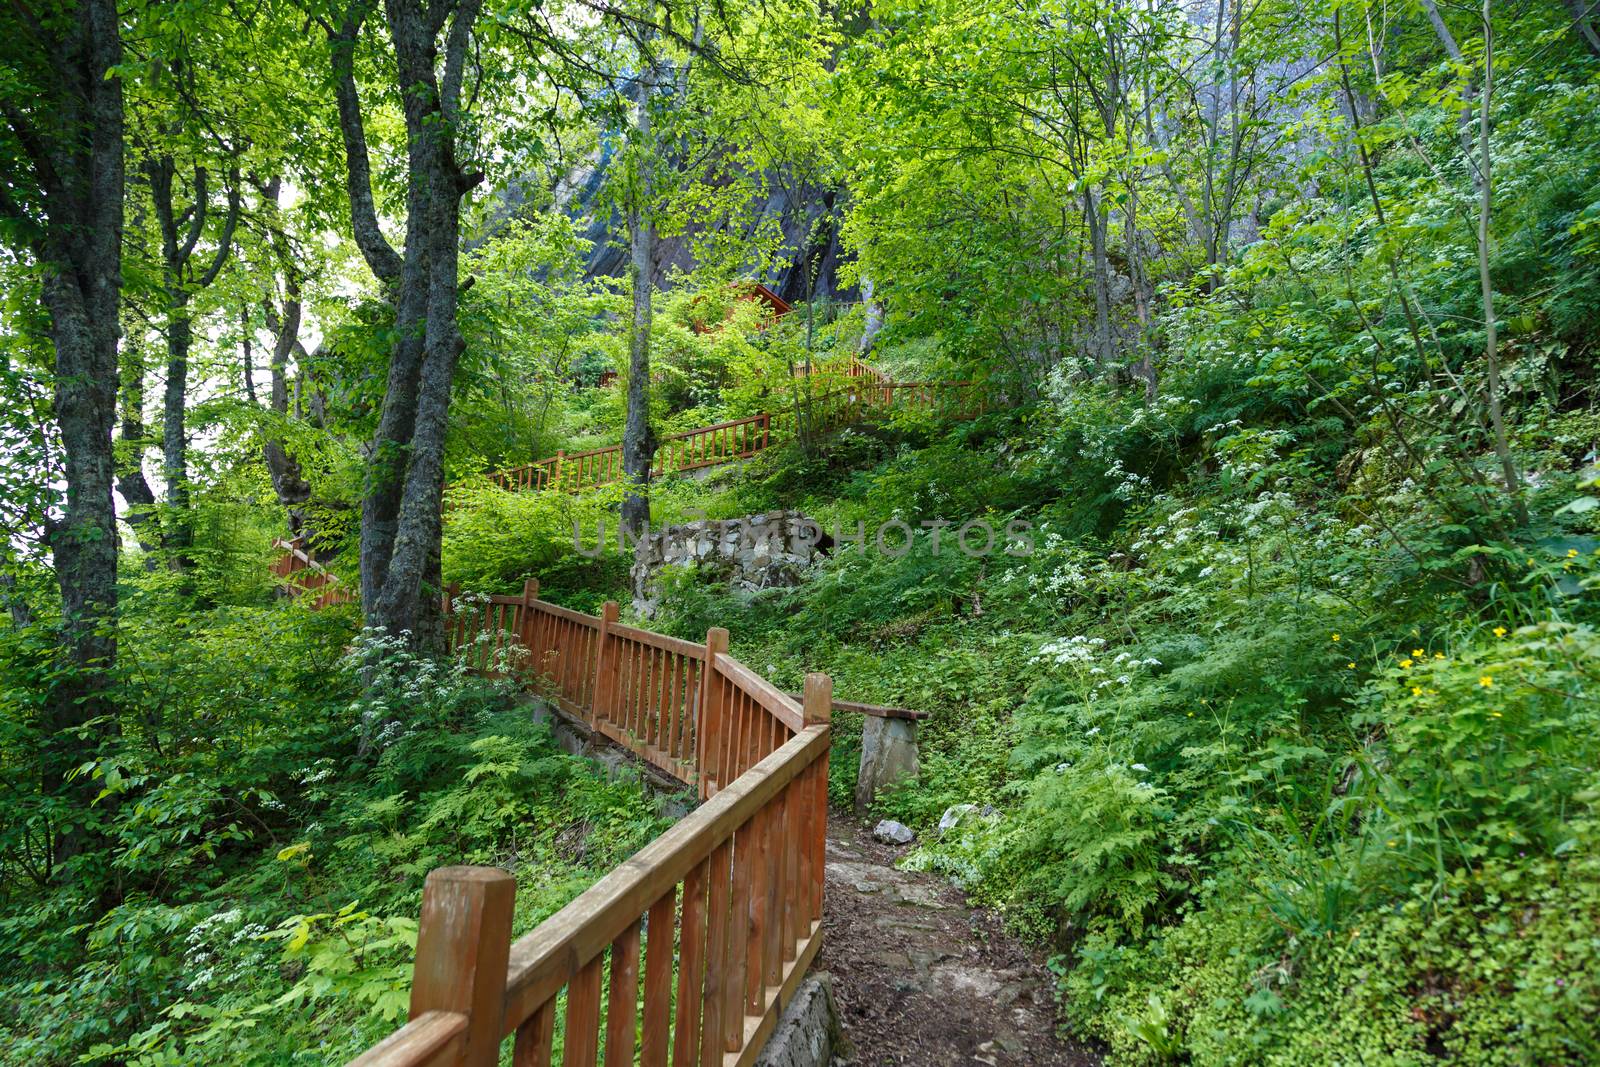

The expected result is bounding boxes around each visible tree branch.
[176,166,209,265]
[328,2,403,284]
[193,167,242,288]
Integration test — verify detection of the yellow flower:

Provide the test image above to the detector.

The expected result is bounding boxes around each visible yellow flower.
[1331,633,1341,641]
[1434,652,1445,659]
[1568,548,1579,558]
[1347,662,1356,669]
[1490,711,1503,718]
[1413,649,1424,657]
[1400,658,1414,669]
[1493,627,1507,638]
[1479,675,1494,688]
[1411,686,1422,696]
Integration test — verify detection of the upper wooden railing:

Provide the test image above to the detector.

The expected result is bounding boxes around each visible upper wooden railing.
[346,580,831,1067]
[486,370,984,496]
[270,538,353,609]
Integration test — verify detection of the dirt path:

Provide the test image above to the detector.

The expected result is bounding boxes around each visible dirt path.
[818,813,1101,1067]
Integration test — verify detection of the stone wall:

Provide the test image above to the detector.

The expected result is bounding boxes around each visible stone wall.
[631,510,830,616]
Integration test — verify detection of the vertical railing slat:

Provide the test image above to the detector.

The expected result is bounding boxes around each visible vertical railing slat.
[673,859,709,1067]
[514,999,557,1067]
[723,820,753,1053]
[603,921,641,1067]
[698,841,733,1067]
[641,888,676,1067]
[563,954,604,1067]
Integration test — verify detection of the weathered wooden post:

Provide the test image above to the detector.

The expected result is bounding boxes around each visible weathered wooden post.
[803,673,831,927]
[696,627,730,799]
[408,866,515,1067]
[518,578,539,674]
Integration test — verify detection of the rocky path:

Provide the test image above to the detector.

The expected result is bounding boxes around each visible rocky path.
[817,814,1101,1067]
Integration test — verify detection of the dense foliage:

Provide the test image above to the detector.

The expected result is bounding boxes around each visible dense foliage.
[3,0,1599,1061]
[0,589,675,1061]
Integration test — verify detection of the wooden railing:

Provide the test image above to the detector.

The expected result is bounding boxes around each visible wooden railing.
[487,376,984,496]
[790,355,889,384]
[348,580,832,1067]
[271,537,353,609]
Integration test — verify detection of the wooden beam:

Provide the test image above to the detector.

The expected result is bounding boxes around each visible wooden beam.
[785,691,929,721]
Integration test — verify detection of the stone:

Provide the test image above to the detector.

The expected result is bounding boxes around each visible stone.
[631,509,827,616]
[872,819,915,845]
[892,881,947,909]
[854,716,920,814]
[656,794,694,821]
[752,972,851,1067]
[938,803,978,837]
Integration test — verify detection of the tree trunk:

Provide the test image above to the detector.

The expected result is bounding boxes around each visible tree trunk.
[1084,189,1116,368]
[1563,0,1600,57]
[1,0,127,864]
[366,0,480,652]
[857,275,885,356]
[621,59,660,538]
[256,178,316,540]
[161,295,195,565]
[145,156,240,574]
[329,0,481,649]
[1474,0,1528,526]
[262,295,315,538]
[329,6,423,616]
[116,344,161,558]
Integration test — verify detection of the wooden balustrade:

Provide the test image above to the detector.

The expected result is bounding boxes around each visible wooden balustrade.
[271,538,354,609]
[346,582,832,1067]
[483,370,986,497]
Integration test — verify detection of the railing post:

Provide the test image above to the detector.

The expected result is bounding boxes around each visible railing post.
[803,673,831,727]
[802,673,831,927]
[592,600,620,727]
[441,582,461,652]
[409,866,516,1067]
[553,450,565,491]
[696,627,730,800]
[520,578,539,667]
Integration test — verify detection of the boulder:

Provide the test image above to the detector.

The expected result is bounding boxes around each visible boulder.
[938,804,978,837]
[854,716,920,814]
[872,819,915,845]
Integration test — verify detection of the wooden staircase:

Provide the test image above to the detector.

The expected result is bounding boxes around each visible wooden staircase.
[345,580,833,1067]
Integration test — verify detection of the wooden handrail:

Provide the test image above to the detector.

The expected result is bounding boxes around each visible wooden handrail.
[346,1011,467,1067]
[270,538,354,609]
[500,726,829,1028]
[479,367,987,496]
[784,692,930,721]
[344,583,832,1067]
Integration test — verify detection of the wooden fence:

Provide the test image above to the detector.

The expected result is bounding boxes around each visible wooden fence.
[486,374,984,496]
[270,538,353,609]
[348,580,831,1067]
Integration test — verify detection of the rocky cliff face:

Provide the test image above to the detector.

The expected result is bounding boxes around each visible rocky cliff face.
[578,181,855,306]
[522,137,858,304]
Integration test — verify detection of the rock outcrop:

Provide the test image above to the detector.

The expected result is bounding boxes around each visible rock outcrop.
[631,510,830,616]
